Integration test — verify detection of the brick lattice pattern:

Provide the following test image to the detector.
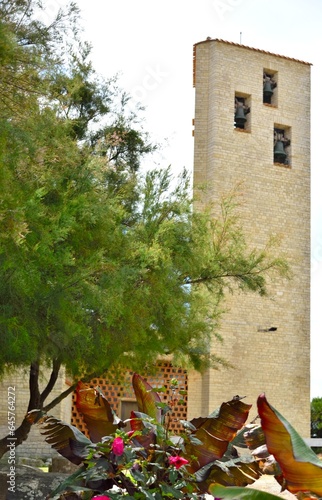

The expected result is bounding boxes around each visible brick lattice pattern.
[71,362,188,437]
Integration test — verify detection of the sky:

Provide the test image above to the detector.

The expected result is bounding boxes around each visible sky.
[43,0,322,398]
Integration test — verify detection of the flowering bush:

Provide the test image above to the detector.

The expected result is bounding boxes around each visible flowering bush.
[30,373,322,500]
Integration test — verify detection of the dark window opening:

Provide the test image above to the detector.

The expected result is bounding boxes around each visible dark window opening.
[274,127,291,165]
[234,95,250,130]
[263,71,277,105]
[120,399,138,432]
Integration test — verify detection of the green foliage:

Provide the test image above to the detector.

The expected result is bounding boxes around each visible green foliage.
[34,377,322,500]
[0,0,154,377]
[34,374,260,499]
[0,0,290,456]
[311,398,322,439]
[0,134,289,377]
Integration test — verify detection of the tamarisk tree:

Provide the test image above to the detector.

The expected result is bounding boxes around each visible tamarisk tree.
[0,0,289,457]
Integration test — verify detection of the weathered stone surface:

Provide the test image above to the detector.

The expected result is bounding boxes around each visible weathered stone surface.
[0,464,74,500]
[50,456,79,474]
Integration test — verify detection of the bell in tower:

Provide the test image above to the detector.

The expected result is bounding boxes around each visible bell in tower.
[263,73,277,104]
[234,98,250,129]
[274,130,291,164]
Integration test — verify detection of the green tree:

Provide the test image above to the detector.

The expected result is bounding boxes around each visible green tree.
[311,398,322,438]
[0,0,289,457]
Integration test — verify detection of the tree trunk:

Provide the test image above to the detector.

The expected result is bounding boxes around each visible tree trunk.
[0,414,33,459]
[28,360,41,411]
[0,360,101,459]
[0,358,62,459]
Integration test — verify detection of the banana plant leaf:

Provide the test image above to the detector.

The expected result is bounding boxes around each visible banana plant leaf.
[195,455,263,493]
[132,373,162,423]
[209,484,284,499]
[129,410,157,451]
[242,424,266,450]
[36,414,93,465]
[75,381,123,442]
[257,393,322,497]
[209,456,262,486]
[185,398,252,471]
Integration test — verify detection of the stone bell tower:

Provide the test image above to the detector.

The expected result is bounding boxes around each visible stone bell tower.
[190,39,311,437]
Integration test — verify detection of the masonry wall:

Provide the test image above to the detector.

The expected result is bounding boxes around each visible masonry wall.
[0,368,72,458]
[190,39,311,436]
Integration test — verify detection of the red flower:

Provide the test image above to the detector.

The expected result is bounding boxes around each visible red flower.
[112,437,124,456]
[169,455,189,469]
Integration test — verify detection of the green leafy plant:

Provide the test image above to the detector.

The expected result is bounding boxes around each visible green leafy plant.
[30,376,322,500]
[311,398,322,439]
[30,373,258,498]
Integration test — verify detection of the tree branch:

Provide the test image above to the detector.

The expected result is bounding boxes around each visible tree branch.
[28,360,41,411]
[185,263,279,285]
[43,370,104,413]
[40,358,61,405]
[43,382,77,413]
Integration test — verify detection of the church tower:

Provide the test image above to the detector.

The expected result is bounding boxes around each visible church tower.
[190,39,311,436]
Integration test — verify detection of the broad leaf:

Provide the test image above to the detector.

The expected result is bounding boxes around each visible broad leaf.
[210,484,284,499]
[129,410,156,431]
[195,455,262,493]
[36,414,93,465]
[258,393,322,496]
[190,398,252,441]
[132,373,162,422]
[185,427,231,469]
[129,410,157,450]
[185,398,252,471]
[76,381,123,442]
[241,424,266,449]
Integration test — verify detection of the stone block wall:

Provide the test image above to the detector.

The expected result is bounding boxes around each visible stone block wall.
[191,39,311,436]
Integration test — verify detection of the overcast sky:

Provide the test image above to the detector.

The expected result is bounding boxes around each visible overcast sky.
[44,0,322,398]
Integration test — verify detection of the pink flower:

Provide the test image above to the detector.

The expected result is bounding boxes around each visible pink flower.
[92,496,111,500]
[112,436,124,456]
[169,455,189,469]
